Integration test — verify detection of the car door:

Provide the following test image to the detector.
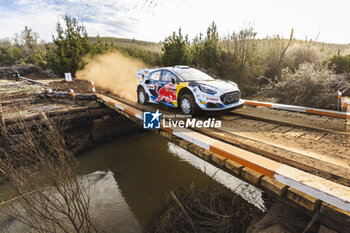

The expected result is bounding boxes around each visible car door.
[146,70,161,102]
[155,70,178,107]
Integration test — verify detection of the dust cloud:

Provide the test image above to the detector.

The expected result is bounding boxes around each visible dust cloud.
[76,51,147,102]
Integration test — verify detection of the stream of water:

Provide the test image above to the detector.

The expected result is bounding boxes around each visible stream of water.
[0,132,264,232]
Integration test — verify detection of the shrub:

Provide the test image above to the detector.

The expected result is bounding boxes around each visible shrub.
[325,54,350,73]
[284,44,322,70]
[0,46,22,66]
[0,116,102,232]
[262,63,337,109]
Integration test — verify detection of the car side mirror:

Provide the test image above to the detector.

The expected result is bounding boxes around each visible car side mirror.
[171,78,177,85]
[145,79,150,84]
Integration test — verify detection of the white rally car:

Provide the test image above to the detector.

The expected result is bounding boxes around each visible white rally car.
[136,66,245,115]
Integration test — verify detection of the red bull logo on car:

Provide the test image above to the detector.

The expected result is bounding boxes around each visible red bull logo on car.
[155,83,177,103]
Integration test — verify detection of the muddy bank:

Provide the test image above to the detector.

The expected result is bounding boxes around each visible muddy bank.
[0,95,139,156]
[46,79,114,95]
[0,64,57,80]
[247,201,319,233]
[148,185,331,233]
[148,185,264,233]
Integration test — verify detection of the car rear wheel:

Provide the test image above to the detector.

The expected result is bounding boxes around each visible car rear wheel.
[137,87,148,105]
[179,94,197,116]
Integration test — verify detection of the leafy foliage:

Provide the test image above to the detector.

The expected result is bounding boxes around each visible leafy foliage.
[45,15,91,76]
[325,54,350,73]
[162,28,191,66]
[116,45,161,66]
[0,46,22,66]
[0,26,46,67]
[262,63,337,109]
[191,22,221,71]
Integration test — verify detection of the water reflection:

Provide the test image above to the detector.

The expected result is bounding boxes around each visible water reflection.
[0,171,142,233]
[87,171,142,233]
[167,143,264,210]
[78,132,264,231]
[0,132,264,232]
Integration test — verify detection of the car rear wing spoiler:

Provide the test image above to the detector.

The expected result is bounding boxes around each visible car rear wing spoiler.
[136,68,154,79]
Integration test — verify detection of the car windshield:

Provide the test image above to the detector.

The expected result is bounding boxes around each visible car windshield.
[174,68,214,81]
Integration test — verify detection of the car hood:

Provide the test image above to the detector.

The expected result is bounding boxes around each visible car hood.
[194,79,239,92]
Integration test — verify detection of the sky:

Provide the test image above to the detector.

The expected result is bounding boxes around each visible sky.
[0,0,349,44]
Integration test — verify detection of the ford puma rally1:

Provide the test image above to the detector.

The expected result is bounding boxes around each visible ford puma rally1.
[136,66,245,115]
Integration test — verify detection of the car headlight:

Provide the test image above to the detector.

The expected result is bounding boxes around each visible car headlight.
[198,85,217,94]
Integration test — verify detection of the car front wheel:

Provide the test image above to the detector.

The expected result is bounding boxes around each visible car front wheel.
[179,94,197,116]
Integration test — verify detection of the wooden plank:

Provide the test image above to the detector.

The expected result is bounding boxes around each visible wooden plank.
[241,167,263,185]
[224,159,243,175]
[233,107,348,134]
[195,127,350,185]
[210,140,281,178]
[261,176,288,195]
[277,165,350,212]
[286,187,321,211]
[211,153,227,166]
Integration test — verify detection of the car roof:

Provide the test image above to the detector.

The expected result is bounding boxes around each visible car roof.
[151,65,191,73]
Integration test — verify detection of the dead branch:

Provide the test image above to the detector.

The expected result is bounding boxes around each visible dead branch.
[0,111,104,232]
[170,190,196,231]
[274,28,294,71]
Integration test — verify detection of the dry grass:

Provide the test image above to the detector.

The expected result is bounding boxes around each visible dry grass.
[0,115,103,232]
[149,184,261,233]
[261,63,338,110]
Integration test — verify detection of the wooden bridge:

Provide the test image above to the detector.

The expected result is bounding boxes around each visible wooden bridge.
[93,93,350,233]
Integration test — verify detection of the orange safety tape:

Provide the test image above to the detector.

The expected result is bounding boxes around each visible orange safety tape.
[245,101,272,108]
[209,145,276,178]
[306,109,347,119]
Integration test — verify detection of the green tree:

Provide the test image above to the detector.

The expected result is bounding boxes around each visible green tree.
[20,26,39,57]
[201,22,221,71]
[19,26,47,66]
[0,46,21,66]
[162,28,191,66]
[89,35,113,57]
[190,33,204,67]
[45,15,91,76]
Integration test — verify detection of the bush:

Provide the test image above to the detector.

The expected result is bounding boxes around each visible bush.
[283,44,322,70]
[325,54,350,73]
[262,63,337,109]
[0,46,22,66]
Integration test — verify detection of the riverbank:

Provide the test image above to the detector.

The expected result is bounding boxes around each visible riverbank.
[147,184,323,233]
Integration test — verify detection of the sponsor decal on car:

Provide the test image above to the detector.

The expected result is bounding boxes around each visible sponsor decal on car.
[155,83,177,102]
[147,85,155,90]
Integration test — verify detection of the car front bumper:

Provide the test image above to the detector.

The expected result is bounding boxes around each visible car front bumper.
[198,99,245,111]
